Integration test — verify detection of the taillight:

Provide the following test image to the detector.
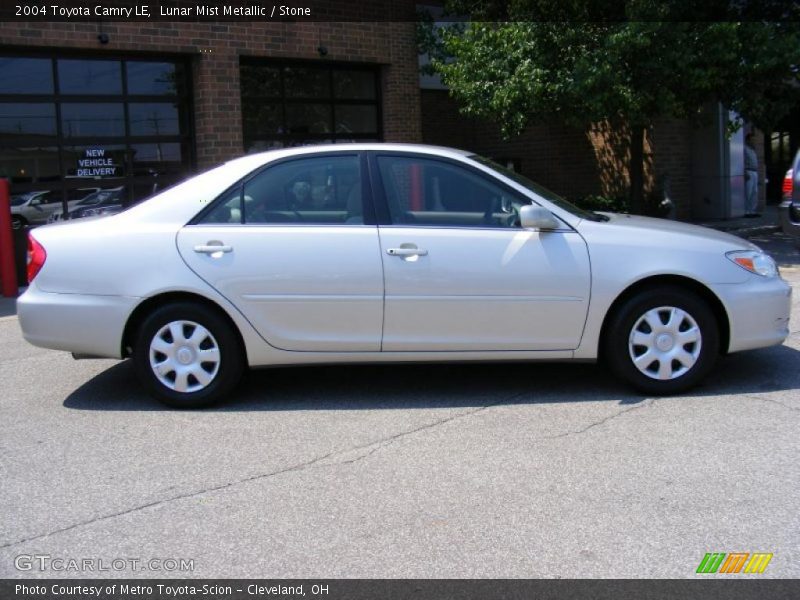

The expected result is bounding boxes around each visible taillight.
[27,233,46,283]
[783,171,793,198]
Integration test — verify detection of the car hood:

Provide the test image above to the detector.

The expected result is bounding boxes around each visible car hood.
[588,213,758,251]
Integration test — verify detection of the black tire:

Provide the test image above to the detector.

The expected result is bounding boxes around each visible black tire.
[11,215,26,230]
[603,286,719,395]
[132,302,244,408]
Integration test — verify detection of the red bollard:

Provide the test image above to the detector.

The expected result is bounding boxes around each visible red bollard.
[0,178,19,297]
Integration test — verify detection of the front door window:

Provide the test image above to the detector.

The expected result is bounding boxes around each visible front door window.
[376,155,526,228]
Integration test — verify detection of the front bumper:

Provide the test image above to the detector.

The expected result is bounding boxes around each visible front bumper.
[715,275,792,353]
[18,285,139,358]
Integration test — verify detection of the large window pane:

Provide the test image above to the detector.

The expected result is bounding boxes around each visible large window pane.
[126,62,181,95]
[0,58,53,94]
[286,104,331,134]
[0,54,192,214]
[333,70,376,100]
[128,103,180,136]
[335,105,378,134]
[130,142,182,163]
[241,62,381,149]
[61,103,125,137]
[58,60,122,95]
[245,139,285,153]
[284,67,329,98]
[240,65,280,97]
[242,101,282,135]
[0,103,56,136]
[0,146,59,183]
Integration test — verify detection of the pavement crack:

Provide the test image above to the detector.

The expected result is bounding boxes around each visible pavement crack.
[744,394,800,413]
[322,400,505,468]
[0,447,343,550]
[542,399,654,440]
[0,396,514,550]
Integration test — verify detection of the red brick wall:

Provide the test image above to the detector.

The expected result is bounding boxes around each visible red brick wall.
[380,22,422,143]
[420,89,476,150]
[0,20,422,168]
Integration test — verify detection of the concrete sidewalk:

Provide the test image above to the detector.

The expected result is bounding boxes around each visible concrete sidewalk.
[695,203,781,235]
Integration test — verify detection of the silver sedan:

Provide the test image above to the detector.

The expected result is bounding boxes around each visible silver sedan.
[18,144,792,408]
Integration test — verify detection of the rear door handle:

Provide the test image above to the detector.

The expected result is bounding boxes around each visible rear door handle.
[194,244,233,254]
[386,247,428,257]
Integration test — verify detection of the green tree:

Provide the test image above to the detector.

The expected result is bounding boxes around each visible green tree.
[421,1,800,213]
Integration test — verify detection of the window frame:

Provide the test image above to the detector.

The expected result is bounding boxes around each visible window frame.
[239,58,383,151]
[0,49,195,207]
[189,151,377,227]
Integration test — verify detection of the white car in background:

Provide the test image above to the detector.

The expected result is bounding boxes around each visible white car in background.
[18,144,791,408]
[11,187,99,228]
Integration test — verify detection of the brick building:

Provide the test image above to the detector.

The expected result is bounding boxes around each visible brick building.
[0,16,421,216]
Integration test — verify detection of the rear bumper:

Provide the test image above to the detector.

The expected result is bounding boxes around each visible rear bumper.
[715,275,792,353]
[18,285,139,358]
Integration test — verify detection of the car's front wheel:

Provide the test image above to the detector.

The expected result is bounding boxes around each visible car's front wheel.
[604,286,719,395]
[133,302,244,408]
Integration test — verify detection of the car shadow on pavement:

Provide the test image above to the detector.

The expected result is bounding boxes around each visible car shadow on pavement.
[63,342,800,412]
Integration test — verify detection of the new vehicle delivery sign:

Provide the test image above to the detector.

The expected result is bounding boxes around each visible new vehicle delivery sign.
[73,148,124,178]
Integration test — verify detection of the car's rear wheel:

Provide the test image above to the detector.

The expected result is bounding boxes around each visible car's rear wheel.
[604,286,719,395]
[133,302,243,408]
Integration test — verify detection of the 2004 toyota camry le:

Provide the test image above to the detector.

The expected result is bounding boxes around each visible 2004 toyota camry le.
[18,144,792,408]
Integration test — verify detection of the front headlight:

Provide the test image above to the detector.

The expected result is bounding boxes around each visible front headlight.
[726,250,779,277]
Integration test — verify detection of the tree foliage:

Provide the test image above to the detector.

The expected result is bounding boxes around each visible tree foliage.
[420,1,800,211]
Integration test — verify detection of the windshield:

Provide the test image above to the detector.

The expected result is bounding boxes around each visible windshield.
[470,155,608,222]
[10,194,30,207]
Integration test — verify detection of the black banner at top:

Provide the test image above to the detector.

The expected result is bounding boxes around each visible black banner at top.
[0,0,418,22]
[0,0,798,22]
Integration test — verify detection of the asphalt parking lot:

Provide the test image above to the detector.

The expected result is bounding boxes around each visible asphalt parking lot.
[0,230,798,579]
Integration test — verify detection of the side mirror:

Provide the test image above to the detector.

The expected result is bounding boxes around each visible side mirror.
[519,205,560,230]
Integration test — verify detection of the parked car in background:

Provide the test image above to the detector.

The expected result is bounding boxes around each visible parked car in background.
[18,144,792,408]
[47,187,126,223]
[12,187,100,229]
[779,150,800,247]
[11,190,61,229]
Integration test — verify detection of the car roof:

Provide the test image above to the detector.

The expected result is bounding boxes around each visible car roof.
[223,143,473,169]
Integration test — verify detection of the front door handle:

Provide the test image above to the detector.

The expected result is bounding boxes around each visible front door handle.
[194,244,233,254]
[386,247,428,257]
